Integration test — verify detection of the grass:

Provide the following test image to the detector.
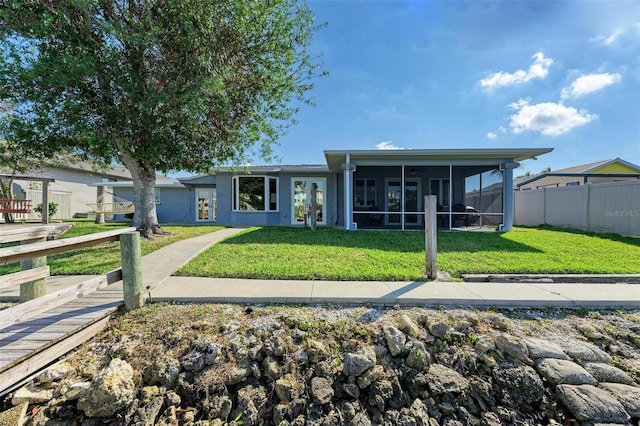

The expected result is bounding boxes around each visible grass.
[1,220,223,275]
[175,225,640,281]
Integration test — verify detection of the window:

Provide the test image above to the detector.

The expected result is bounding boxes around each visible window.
[232,176,278,211]
[354,179,377,207]
[154,188,161,204]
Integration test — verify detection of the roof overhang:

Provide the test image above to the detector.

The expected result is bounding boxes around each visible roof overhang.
[324,148,554,172]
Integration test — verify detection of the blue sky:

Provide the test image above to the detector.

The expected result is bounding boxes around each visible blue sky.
[268,0,640,175]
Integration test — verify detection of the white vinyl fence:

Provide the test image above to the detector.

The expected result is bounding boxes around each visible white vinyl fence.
[514,180,640,237]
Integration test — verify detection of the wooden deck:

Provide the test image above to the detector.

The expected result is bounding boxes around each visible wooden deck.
[0,283,124,393]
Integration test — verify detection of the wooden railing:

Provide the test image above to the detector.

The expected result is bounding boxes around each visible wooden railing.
[0,226,143,327]
[0,199,32,214]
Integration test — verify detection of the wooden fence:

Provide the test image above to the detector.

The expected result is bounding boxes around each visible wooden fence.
[0,226,143,328]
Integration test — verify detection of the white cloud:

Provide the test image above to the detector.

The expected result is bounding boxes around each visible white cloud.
[589,30,623,46]
[508,100,597,136]
[561,73,622,99]
[375,141,404,150]
[480,52,553,91]
[486,132,497,139]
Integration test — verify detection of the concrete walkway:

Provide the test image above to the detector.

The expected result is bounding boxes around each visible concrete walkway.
[3,228,639,308]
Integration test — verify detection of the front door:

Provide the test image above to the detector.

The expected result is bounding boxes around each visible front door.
[385,178,421,226]
[196,189,216,222]
[292,178,326,225]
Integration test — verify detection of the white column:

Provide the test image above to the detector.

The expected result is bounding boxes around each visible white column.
[401,165,405,230]
[343,153,353,230]
[501,162,519,232]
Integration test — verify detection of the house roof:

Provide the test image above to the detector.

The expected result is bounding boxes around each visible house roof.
[214,164,330,174]
[515,157,640,188]
[324,148,554,171]
[89,175,185,188]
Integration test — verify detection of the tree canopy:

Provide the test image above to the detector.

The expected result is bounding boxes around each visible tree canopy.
[0,0,324,235]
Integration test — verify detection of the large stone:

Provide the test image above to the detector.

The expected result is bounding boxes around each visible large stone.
[77,358,136,418]
[492,363,544,406]
[343,347,376,376]
[384,325,407,356]
[599,383,640,418]
[556,384,630,424]
[427,320,449,338]
[11,385,53,405]
[275,374,304,402]
[522,337,567,360]
[398,315,421,337]
[582,362,634,384]
[132,396,164,426]
[559,339,613,363]
[36,362,76,384]
[494,333,531,363]
[357,365,384,389]
[181,350,206,372]
[0,402,28,426]
[425,364,469,395]
[406,341,431,372]
[143,356,181,389]
[474,335,495,353]
[536,359,596,386]
[310,377,334,405]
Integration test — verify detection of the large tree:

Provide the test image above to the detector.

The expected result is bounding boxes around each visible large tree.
[0,0,323,236]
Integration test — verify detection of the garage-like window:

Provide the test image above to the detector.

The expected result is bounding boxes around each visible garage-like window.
[232,176,278,211]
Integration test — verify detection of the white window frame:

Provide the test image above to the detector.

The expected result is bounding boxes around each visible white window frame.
[232,176,279,212]
[195,188,216,222]
[429,178,450,208]
[291,177,327,225]
[354,178,377,208]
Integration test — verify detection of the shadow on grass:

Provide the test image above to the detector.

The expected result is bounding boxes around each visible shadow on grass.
[218,226,542,254]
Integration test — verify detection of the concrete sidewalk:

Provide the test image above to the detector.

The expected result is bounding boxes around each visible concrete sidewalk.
[3,227,639,308]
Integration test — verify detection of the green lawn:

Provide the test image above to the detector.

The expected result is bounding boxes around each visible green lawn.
[1,221,223,275]
[175,225,640,281]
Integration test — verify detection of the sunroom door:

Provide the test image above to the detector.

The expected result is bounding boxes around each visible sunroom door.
[292,178,326,225]
[385,178,421,225]
[196,189,216,222]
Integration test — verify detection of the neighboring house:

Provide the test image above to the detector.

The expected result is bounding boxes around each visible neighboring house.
[514,158,640,191]
[107,148,553,231]
[8,160,133,220]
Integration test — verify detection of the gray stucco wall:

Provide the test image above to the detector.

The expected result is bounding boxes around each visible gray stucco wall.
[113,186,195,223]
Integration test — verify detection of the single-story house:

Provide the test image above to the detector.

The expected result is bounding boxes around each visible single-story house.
[106,148,553,231]
[515,158,640,191]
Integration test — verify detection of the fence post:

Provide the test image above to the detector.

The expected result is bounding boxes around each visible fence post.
[424,195,438,280]
[120,232,143,311]
[95,185,106,225]
[19,237,47,302]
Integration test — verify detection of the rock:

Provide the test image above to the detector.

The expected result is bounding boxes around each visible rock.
[224,363,251,385]
[132,395,164,426]
[36,362,76,384]
[369,379,394,410]
[140,385,161,405]
[576,322,604,340]
[406,341,431,372]
[559,339,613,363]
[398,315,421,337]
[235,385,267,426]
[384,325,407,356]
[536,358,597,386]
[181,350,206,372]
[198,342,221,365]
[474,335,495,353]
[599,383,640,418]
[358,365,384,389]
[343,383,360,398]
[582,362,634,384]
[64,381,91,400]
[165,390,181,407]
[275,373,304,402]
[344,347,376,376]
[11,384,54,405]
[310,377,334,405]
[143,356,181,389]
[408,398,430,425]
[556,384,630,424]
[427,320,449,338]
[522,337,567,360]
[263,356,280,381]
[77,358,136,418]
[480,411,501,426]
[306,339,329,363]
[426,364,469,395]
[0,401,28,426]
[494,333,531,363]
[492,363,544,406]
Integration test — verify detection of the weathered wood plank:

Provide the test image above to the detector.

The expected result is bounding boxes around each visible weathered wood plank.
[0,315,112,391]
[0,227,136,265]
[0,269,122,327]
[0,266,50,290]
[0,229,50,244]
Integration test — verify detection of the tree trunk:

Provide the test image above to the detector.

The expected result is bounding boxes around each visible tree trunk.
[121,154,163,238]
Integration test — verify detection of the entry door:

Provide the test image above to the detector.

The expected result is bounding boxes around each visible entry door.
[292,178,326,225]
[196,189,216,222]
[385,179,421,225]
